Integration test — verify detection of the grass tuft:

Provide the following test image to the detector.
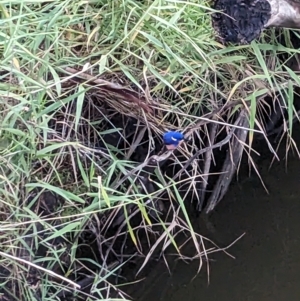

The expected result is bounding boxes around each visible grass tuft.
[1,0,300,300]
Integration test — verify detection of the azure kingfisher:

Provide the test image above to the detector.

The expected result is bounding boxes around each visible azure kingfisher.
[163,131,185,150]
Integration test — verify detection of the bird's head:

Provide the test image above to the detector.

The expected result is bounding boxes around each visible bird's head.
[163,131,185,150]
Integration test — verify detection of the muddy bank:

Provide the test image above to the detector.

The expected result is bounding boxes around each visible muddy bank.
[125,125,300,301]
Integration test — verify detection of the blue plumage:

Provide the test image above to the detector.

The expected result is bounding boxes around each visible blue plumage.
[163,131,185,149]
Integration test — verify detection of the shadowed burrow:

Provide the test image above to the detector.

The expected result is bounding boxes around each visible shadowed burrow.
[211,0,300,44]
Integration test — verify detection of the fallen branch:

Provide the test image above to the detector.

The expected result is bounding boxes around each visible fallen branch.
[205,108,249,213]
[198,121,219,211]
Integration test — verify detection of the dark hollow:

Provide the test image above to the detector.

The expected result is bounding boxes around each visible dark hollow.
[211,0,271,44]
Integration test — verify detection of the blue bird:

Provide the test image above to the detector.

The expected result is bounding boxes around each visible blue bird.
[163,131,185,150]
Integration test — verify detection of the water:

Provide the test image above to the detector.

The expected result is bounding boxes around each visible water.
[129,130,300,301]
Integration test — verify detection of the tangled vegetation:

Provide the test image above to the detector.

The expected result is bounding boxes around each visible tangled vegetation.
[0,0,300,300]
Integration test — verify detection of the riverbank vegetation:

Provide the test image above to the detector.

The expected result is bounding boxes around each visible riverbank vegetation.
[1,0,299,300]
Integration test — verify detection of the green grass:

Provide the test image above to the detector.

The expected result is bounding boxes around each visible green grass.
[0,0,300,300]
